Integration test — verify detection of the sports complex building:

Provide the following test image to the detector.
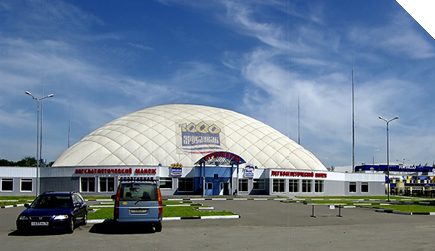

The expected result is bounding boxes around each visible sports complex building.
[1,104,385,197]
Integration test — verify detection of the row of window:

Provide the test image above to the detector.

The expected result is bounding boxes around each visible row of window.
[0,177,200,193]
[202,179,265,192]
[81,177,116,192]
[272,179,325,193]
[272,180,370,193]
[1,178,371,194]
[239,179,265,191]
[0,179,32,192]
[79,177,196,193]
[349,182,369,193]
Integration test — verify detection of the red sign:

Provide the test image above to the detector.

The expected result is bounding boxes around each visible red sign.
[75,168,156,175]
[203,152,243,163]
[271,170,327,178]
[135,168,157,174]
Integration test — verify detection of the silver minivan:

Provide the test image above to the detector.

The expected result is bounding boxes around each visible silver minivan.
[111,177,162,232]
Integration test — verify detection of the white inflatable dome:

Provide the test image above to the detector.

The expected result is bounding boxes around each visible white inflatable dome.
[53,104,326,171]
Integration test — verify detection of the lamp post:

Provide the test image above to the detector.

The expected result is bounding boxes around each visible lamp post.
[25,91,54,196]
[396,159,409,165]
[373,149,379,165]
[379,116,399,202]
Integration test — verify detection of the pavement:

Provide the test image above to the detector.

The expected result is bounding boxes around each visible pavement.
[2,199,435,250]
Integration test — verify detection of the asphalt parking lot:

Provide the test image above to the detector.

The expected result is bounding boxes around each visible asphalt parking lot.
[1,200,435,251]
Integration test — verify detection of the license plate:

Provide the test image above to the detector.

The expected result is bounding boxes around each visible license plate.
[130,209,148,214]
[31,222,49,226]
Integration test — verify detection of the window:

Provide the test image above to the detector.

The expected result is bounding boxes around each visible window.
[1,179,13,191]
[239,179,248,192]
[99,177,115,192]
[315,180,324,193]
[253,179,265,190]
[21,179,32,192]
[206,182,213,190]
[302,180,312,193]
[73,194,83,204]
[361,182,369,193]
[160,177,173,189]
[349,182,357,193]
[273,179,285,193]
[178,178,194,192]
[81,177,95,192]
[120,183,158,201]
[289,179,299,193]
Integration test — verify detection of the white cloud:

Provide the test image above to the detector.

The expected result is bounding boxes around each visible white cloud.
[127,43,154,51]
[1,0,435,168]
[349,12,435,59]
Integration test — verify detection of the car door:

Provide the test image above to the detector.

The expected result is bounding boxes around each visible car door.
[73,194,86,221]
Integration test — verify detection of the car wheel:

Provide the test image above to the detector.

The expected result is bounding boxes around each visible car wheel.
[66,218,74,234]
[154,222,162,232]
[82,213,87,226]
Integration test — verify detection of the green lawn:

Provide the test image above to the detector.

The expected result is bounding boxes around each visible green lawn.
[163,206,234,217]
[0,196,35,207]
[87,199,235,219]
[296,196,409,200]
[366,204,435,213]
[88,205,235,219]
[299,196,435,213]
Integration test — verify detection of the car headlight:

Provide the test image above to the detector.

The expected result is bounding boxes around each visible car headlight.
[18,215,29,220]
[53,215,69,220]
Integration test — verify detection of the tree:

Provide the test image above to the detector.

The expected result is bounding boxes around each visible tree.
[15,157,37,167]
[0,159,14,166]
[0,157,52,167]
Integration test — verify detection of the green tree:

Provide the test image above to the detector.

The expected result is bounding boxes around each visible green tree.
[15,156,37,167]
[0,159,14,166]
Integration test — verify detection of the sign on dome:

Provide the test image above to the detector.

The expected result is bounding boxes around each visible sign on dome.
[176,120,225,154]
[171,163,183,176]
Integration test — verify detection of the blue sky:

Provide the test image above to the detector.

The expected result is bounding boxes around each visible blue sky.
[1,0,434,168]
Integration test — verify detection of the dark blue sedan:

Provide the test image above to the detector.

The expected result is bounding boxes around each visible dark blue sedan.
[16,191,88,234]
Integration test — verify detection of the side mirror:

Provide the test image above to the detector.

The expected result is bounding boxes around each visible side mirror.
[24,203,30,208]
[111,194,116,200]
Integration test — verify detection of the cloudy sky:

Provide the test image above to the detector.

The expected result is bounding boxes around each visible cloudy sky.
[1,0,434,168]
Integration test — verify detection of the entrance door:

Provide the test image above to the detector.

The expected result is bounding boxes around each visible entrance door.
[205,182,213,196]
[220,182,230,195]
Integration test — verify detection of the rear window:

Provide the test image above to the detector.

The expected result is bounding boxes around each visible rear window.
[120,182,157,201]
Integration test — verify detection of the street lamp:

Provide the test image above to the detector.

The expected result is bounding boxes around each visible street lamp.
[25,91,54,196]
[379,116,399,202]
[396,159,409,165]
[373,149,379,165]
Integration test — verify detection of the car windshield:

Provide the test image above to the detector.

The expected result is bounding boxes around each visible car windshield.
[121,183,157,201]
[30,195,72,208]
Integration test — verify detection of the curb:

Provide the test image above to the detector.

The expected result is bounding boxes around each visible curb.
[85,198,289,202]
[0,204,24,209]
[87,215,240,224]
[374,208,435,216]
[164,198,289,201]
[163,215,241,221]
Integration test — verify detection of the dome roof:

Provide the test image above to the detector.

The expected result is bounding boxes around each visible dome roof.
[53,104,326,171]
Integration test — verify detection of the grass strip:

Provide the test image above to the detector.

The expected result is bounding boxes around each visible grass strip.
[366,204,435,213]
[297,196,434,201]
[88,205,235,220]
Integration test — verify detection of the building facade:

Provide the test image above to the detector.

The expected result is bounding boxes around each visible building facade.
[0,105,385,197]
[0,165,385,197]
